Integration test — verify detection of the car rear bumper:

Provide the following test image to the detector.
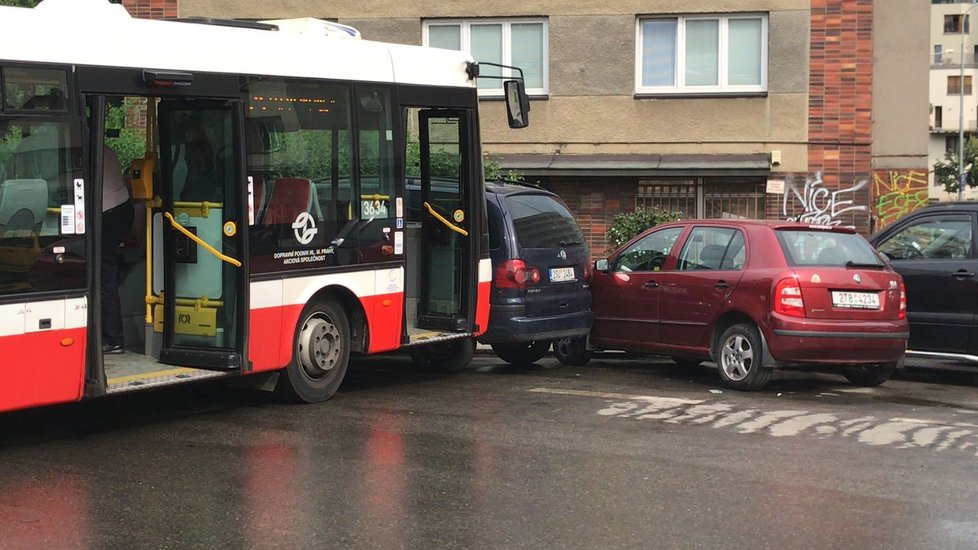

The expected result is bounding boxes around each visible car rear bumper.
[478,306,593,344]
[765,316,908,365]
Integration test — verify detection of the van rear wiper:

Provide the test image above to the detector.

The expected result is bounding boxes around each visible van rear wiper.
[845,261,884,269]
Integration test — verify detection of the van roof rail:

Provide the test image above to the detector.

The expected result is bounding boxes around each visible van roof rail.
[487,178,543,190]
[170,17,279,31]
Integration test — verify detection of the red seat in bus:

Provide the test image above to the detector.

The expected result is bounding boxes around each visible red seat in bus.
[263,177,318,225]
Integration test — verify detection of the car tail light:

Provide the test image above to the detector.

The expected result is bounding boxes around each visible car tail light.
[774,277,806,318]
[495,259,540,289]
[583,260,592,284]
[898,281,906,320]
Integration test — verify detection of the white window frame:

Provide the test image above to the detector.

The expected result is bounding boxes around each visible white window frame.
[635,13,768,95]
[423,18,549,97]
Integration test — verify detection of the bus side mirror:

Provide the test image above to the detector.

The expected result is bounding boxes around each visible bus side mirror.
[594,258,609,272]
[504,79,530,129]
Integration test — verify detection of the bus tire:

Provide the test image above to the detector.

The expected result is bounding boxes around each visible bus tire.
[409,338,475,373]
[276,298,350,403]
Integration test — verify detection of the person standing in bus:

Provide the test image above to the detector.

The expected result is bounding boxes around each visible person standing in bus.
[179,129,222,203]
[101,145,133,354]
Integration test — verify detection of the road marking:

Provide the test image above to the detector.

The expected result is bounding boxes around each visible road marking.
[529,386,978,457]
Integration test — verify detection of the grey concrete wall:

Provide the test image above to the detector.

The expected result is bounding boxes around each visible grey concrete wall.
[873,0,929,170]
[181,1,811,172]
[181,0,809,19]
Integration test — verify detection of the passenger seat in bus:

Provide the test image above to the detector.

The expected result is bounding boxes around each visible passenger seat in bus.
[262,177,322,226]
[0,178,48,236]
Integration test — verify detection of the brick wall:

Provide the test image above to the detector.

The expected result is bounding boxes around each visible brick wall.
[793,0,874,234]
[121,0,176,19]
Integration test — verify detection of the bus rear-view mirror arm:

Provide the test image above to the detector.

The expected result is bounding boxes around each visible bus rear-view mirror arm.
[467,61,531,129]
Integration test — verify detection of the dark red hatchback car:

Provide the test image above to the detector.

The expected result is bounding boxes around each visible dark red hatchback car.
[565,220,909,390]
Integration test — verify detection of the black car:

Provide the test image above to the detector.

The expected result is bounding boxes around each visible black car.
[870,203,978,361]
[480,180,593,365]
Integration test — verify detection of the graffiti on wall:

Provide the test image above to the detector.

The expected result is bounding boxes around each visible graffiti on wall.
[872,170,928,229]
[781,172,868,228]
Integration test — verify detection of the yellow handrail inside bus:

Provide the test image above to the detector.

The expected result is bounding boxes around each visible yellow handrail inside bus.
[145,203,153,323]
[145,294,224,309]
[163,212,242,267]
[423,201,468,237]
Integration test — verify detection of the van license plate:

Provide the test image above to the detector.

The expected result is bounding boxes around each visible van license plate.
[550,267,576,282]
[831,291,880,309]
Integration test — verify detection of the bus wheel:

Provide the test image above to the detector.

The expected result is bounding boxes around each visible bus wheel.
[409,338,475,373]
[277,298,350,403]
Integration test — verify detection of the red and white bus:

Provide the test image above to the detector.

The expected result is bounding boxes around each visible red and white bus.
[0,0,530,412]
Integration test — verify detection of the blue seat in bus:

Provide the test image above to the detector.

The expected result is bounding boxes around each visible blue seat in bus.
[0,178,48,235]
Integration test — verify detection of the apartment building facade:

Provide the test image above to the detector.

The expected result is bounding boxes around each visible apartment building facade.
[929,0,978,201]
[127,0,927,254]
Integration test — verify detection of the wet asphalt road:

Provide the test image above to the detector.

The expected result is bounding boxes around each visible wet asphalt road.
[2,353,978,549]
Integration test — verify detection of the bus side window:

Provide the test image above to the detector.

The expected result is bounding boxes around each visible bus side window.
[0,117,86,296]
[244,77,355,273]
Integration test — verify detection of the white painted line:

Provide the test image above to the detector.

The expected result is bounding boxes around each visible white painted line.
[527,387,703,405]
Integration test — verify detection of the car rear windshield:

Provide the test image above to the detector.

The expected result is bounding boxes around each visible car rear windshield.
[505,193,585,249]
[776,229,883,267]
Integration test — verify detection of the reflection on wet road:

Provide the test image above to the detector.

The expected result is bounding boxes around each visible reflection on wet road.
[1,353,978,548]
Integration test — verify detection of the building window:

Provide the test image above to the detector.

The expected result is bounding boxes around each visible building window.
[947,135,960,154]
[935,44,944,64]
[423,19,548,97]
[948,75,973,95]
[637,179,697,215]
[936,105,943,128]
[636,178,765,219]
[636,14,767,95]
[944,14,970,34]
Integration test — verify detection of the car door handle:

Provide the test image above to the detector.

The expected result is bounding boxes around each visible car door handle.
[714,280,730,289]
[950,271,975,279]
[643,281,659,289]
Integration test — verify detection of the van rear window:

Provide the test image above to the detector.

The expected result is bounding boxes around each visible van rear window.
[505,193,584,249]
[776,229,883,267]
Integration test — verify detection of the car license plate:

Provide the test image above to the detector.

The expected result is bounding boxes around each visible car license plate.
[831,291,880,309]
[550,267,576,282]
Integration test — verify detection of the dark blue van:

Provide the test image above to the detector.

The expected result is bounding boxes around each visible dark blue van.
[480,181,593,365]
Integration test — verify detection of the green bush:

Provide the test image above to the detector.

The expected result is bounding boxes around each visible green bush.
[607,207,684,250]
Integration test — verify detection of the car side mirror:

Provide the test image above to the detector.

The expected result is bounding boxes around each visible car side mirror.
[594,258,609,272]
[504,79,530,129]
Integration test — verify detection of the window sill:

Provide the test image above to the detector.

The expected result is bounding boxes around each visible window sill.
[634,92,768,100]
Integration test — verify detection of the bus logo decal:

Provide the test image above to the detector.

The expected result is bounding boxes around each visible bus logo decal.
[292,212,318,245]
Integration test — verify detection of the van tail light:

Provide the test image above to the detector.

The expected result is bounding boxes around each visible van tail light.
[495,259,541,289]
[583,260,592,284]
[774,277,806,318]
[898,281,907,320]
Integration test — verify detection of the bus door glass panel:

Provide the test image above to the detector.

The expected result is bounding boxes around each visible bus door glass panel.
[242,78,355,274]
[417,109,471,331]
[155,100,243,364]
[0,64,87,411]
